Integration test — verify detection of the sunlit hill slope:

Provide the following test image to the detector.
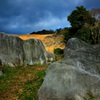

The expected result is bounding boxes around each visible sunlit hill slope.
[15,34,65,53]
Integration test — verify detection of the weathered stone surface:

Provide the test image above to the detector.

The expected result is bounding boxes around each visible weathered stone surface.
[38,38,100,100]
[0,32,55,66]
[0,71,3,76]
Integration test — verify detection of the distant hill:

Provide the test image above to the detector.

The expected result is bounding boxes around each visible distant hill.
[14,33,65,53]
[30,29,55,34]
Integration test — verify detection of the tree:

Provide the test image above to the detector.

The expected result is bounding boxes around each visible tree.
[68,6,95,31]
[63,6,99,44]
[90,8,100,21]
[55,28,62,35]
[90,21,100,44]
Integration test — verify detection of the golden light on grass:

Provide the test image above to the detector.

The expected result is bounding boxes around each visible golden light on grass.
[12,34,65,53]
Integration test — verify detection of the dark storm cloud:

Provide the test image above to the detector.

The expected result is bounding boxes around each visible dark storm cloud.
[82,0,100,9]
[0,0,99,34]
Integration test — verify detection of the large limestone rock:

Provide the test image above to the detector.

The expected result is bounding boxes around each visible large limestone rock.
[0,71,3,76]
[38,38,100,100]
[0,32,54,66]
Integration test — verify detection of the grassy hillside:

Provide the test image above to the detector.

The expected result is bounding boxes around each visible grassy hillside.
[17,34,53,41]
[0,64,47,100]
[12,34,65,53]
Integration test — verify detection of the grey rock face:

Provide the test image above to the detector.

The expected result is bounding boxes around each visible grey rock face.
[0,32,55,66]
[0,71,3,76]
[38,38,100,100]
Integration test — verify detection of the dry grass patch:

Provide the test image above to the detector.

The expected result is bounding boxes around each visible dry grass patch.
[0,64,48,100]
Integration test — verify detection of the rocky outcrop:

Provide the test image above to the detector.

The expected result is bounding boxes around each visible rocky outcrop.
[38,38,100,100]
[0,32,55,66]
[0,71,3,76]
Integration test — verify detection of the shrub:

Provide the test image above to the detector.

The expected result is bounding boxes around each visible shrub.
[54,48,64,55]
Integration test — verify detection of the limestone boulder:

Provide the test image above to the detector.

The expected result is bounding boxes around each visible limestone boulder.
[0,32,55,66]
[0,71,3,76]
[38,38,100,100]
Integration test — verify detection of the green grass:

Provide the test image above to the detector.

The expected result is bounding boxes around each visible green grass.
[0,64,47,100]
[0,66,20,92]
[87,93,95,100]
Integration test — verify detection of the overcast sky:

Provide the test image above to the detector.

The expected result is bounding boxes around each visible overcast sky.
[0,0,100,34]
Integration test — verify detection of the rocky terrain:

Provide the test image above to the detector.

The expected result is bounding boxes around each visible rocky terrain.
[1,32,100,100]
[38,38,100,100]
[15,34,65,53]
[0,32,54,67]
